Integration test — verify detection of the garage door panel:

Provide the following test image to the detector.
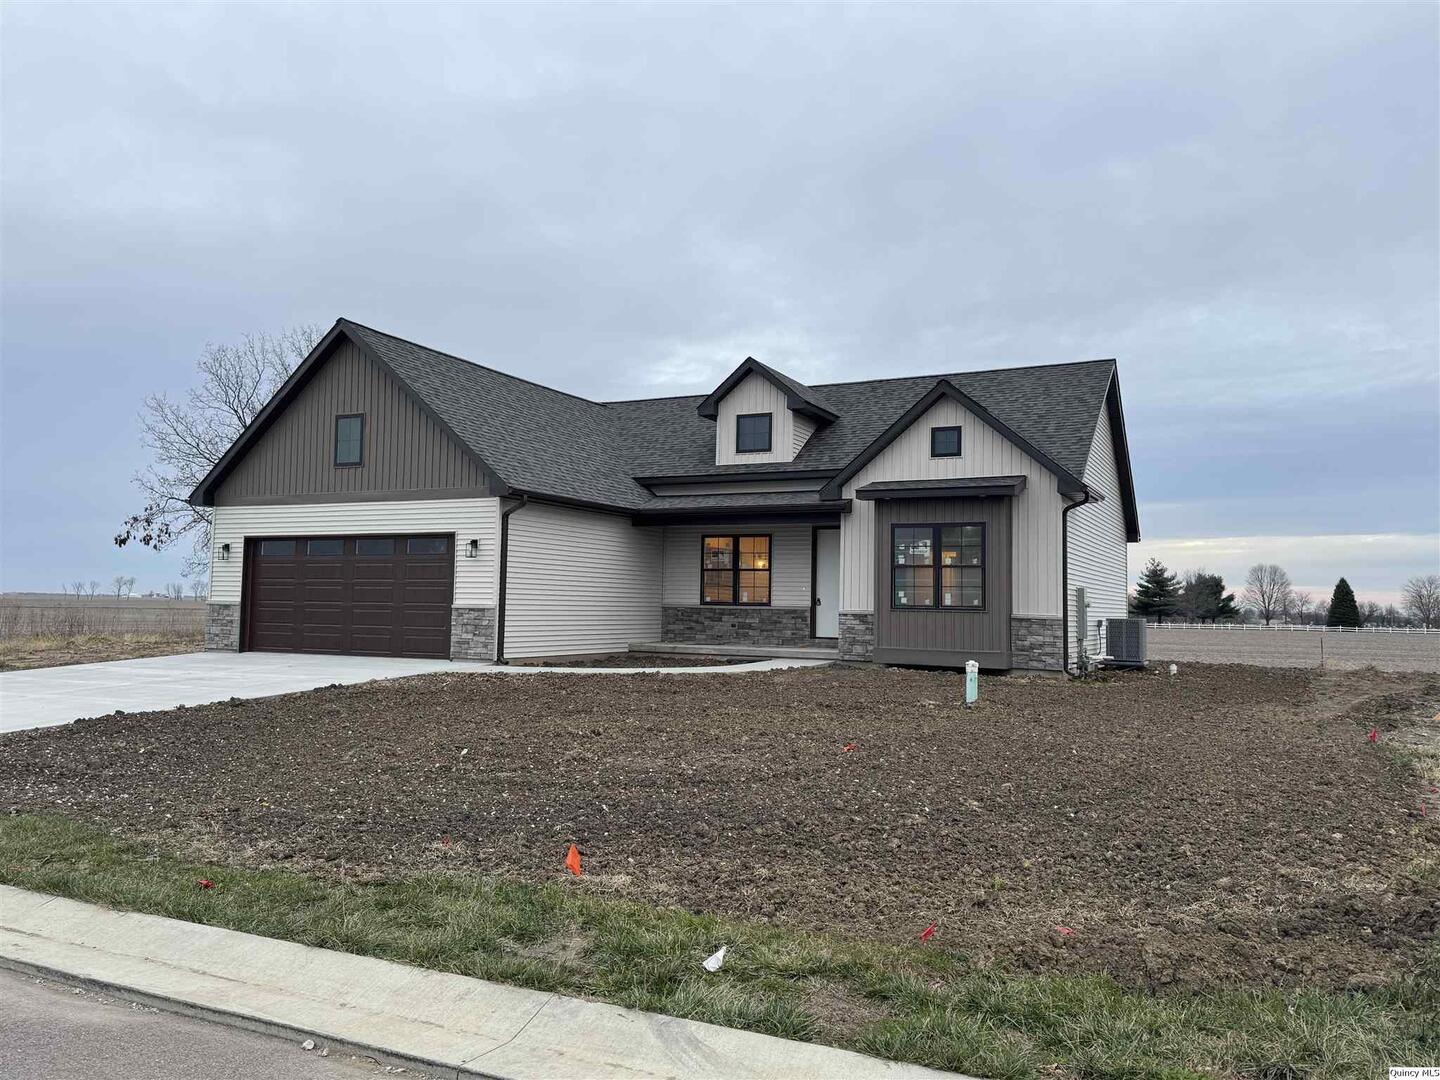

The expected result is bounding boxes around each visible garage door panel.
[246,535,452,659]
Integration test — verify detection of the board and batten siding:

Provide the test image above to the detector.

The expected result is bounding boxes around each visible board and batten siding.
[839,397,1065,617]
[215,338,492,505]
[208,499,501,606]
[1066,407,1128,659]
[714,373,811,464]
[661,524,813,607]
[502,503,663,658]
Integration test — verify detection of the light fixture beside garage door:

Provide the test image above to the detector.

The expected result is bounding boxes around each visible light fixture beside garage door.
[466,538,479,559]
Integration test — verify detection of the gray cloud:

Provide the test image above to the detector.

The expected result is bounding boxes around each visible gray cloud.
[2,1,1436,595]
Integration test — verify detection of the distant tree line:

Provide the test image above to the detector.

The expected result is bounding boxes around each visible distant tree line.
[1131,560,1440,629]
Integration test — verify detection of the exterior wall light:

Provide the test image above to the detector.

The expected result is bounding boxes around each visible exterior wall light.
[467,539,479,559]
[220,543,231,561]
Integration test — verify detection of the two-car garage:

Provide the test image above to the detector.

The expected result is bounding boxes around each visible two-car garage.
[243,535,454,658]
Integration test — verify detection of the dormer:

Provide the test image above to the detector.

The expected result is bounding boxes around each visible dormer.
[697,357,838,465]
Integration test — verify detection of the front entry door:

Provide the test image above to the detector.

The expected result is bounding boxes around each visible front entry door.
[813,527,841,638]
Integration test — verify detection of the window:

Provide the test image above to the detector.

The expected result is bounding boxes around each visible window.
[701,535,770,605]
[930,426,962,458]
[891,523,984,609]
[735,412,772,453]
[406,537,448,555]
[355,538,395,556]
[307,539,343,556]
[334,414,363,466]
[259,539,295,556]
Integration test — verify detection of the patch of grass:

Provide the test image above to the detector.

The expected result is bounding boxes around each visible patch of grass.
[1,814,1434,1079]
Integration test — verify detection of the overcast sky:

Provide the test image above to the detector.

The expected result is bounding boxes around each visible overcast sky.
[2,2,1436,604]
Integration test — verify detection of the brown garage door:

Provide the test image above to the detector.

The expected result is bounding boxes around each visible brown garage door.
[244,535,453,658]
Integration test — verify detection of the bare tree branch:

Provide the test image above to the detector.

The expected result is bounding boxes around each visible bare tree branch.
[1402,574,1440,628]
[116,325,323,577]
[1242,563,1294,626]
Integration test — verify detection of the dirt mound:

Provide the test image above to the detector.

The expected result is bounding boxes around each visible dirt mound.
[3,663,1436,991]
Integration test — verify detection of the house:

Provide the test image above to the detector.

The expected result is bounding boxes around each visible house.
[191,319,1138,671]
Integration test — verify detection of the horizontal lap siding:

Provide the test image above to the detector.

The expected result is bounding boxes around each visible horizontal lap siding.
[661,524,812,607]
[840,398,1063,616]
[1067,407,1128,658]
[503,504,662,658]
[715,373,801,464]
[209,499,500,606]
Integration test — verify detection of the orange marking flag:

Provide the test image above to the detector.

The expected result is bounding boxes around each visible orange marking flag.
[565,844,583,877]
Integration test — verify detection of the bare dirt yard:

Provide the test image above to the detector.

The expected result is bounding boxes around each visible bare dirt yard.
[1149,625,1440,672]
[2,663,1436,993]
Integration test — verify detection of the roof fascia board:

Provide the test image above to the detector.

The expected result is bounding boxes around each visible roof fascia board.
[189,322,512,507]
[819,380,1087,500]
[1101,371,1141,542]
[856,477,1028,500]
[635,467,838,487]
[630,502,851,526]
[695,357,839,424]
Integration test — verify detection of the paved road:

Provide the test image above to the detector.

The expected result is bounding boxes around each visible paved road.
[0,968,437,1079]
[1147,626,1440,672]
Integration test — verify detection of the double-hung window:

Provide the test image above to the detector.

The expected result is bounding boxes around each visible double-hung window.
[891,524,984,609]
[701,535,771,605]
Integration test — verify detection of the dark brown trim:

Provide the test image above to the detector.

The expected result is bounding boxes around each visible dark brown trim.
[696,357,839,424]
[809,524,839,639]
[1061,488,1094,674]
[734,412,773,454]
[698,532,773,607]
[930,425,962,458]
[1102,371,1142,542]
[494,495,529,663]
[819,379,1087,500]
[636,468,838,487]
[631,504,848,526]
[333,413,364,467]
[889,522,988,613]
[217,487,494,506]
[190,322,512,507]
[857,477,1026,501]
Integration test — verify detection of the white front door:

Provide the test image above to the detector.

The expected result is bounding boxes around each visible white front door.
[814,527,841,638]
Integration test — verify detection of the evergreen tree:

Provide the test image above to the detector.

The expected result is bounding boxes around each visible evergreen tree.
[1132,558,1181,622]
[1181,570,1240,622]
[1327,577,1360,627]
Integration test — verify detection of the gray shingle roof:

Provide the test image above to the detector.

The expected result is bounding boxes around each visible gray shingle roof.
[341,320,1117,513]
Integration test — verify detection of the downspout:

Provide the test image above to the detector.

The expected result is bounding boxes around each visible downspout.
[1060,487,1093,675]
[493,493,529,664]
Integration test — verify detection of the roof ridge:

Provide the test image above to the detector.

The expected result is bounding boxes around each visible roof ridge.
[602,357,1117,405]
[337,318,608,410]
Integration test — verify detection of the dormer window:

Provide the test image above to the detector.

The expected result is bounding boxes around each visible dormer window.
[735,413,773,454]
[930,425,962,458]
[335,414,364,466]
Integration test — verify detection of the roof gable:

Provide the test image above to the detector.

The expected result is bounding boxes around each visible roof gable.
[696,357,838,424]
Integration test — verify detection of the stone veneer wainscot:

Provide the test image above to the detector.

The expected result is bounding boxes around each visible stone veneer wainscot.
[451,606,497,661]
[838,612,874,661]
[662,606,812,646]
[1010,615,1063,671]
[204,602,241,651]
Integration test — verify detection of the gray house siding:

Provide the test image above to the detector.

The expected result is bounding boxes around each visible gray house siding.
[1066,406,1129,663]
[872,496,1013,668]
[215,338,493,506]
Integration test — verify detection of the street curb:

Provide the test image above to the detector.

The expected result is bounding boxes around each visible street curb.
[0,950,479,1079]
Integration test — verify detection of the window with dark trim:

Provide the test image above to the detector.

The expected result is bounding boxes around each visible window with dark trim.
[930,425,962,457]
[735,412,773,453]
[406,537,448,555]
[259,539,296,556]
[307,539,343,556]
[701,535,771,604]
[891,523,984,609]
[334,414,364,466]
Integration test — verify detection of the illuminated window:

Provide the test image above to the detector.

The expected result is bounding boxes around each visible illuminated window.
[701,535,771,605]
[892,524,983,609]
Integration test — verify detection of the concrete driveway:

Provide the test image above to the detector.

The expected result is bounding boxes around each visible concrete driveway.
[0,652,493,735]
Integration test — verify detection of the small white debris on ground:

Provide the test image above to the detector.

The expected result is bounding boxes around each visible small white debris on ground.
[300,1038,315,1051]
[702,945,727,972]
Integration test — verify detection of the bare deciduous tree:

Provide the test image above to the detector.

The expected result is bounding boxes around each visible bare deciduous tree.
[189,579,207,600]
[115,326,323,576]
[1402,574,1440,628]
[1242,563,1294,626]
[165,582,185,600]
[70,580,87,598]
[86,580,101,597]
[1357,600,1384,627]
[1287,590,1313,623]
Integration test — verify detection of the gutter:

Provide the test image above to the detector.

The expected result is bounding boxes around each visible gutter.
[1060,487,1094,675]
[492,494,529,664]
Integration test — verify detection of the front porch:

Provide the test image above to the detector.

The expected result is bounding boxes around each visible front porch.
[629,639,840,661]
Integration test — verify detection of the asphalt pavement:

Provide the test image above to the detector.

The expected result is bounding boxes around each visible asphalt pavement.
[0,967,436,1080]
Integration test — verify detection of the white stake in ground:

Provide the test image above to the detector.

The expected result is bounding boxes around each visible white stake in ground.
[964,660,979,707]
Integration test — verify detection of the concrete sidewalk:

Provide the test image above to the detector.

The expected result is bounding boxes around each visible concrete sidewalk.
[0,886,964,1080]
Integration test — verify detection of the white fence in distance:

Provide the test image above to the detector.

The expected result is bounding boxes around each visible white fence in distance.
[1146,622,1439,635]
